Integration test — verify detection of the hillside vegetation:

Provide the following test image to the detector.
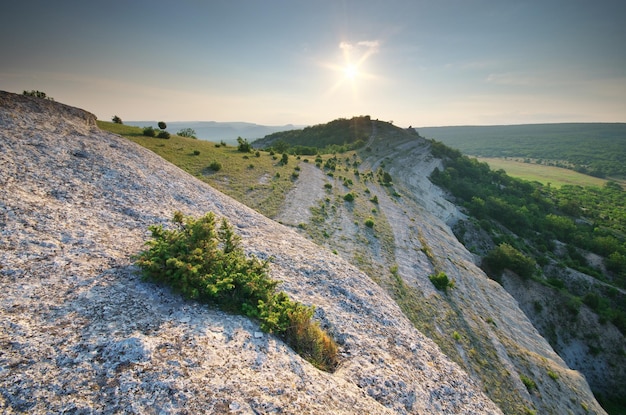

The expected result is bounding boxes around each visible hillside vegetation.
[419,123,626,179]
[252,115,373,154]
[430,141,626,410]
[97,121,302,218]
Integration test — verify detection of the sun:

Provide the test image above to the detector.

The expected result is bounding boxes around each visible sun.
[343,64,358,80]
[322,40,381,95]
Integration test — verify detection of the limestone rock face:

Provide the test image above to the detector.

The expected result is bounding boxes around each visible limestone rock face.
[0,91,503,413]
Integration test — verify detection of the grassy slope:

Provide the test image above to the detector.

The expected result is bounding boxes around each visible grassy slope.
[97,120,304,218]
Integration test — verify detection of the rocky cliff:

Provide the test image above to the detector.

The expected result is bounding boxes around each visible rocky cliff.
[0,91,606,414]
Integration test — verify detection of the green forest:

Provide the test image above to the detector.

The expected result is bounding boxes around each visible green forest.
[429,141,626,334]
[419,123,626,178]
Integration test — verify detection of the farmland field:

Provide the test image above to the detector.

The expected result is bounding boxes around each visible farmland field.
[476,157,611,188]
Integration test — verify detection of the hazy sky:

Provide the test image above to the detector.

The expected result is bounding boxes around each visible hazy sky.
[2,0,625,127]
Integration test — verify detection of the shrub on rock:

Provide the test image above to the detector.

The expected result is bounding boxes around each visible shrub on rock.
[135,211,338,371]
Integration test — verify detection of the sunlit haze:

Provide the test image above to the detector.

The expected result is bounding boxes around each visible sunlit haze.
[2,1,625,127]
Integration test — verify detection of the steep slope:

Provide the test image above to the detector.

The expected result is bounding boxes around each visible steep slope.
[0,92,504,413]
[275,119,606,414]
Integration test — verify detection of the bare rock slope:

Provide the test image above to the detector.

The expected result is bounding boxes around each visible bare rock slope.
[277,121,607,414]
[0,92,505,413]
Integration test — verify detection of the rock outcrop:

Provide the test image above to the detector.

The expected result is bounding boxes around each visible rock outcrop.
[0,91,505,413]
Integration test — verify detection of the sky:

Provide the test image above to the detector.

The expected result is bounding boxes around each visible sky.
[2,0,625,127]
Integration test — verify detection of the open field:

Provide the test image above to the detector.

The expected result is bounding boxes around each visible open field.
[476,157,615,188]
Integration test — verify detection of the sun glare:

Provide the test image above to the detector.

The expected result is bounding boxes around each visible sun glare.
[344,64,358,80]
[322,39,381,96]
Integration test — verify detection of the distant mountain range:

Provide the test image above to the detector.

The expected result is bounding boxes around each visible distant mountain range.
[125,121,305,144]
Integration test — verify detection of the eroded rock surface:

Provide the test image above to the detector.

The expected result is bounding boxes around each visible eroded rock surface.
[279,120,608,414]
[0,92,503,413]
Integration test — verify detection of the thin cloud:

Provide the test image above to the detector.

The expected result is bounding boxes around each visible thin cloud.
[340,40,381,55]
[357,40,380,52]
[339,41,353,51]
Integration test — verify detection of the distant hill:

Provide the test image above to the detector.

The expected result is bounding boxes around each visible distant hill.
[417,123,626,179]
[252,115,377,153]
[125,121,305,144]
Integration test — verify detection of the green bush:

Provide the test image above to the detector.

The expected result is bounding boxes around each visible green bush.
[343,192,355,202]
[520,374,537,391]
[23,90,54,100]
[193,150,201,156]
[208,161,222,172]
[482,243,536,280]
[429,271,454,292]
[364,218,375,228]
[112,115,123,124]
[143,126,156,137]
[177,128,197,138]
[157,130,171,139]
[135,212,338,371]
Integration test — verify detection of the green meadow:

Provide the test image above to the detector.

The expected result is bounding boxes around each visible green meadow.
[476,157,612,188]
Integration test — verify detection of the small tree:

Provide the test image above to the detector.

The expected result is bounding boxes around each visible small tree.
[177,128,197,138]
[112,115,123,124]
[281,153,289,165]
[208,161,222,172]
[158,121,167,130]
[157,130,170,139]
[482,243,536,280]
[237,137,252,153]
